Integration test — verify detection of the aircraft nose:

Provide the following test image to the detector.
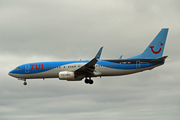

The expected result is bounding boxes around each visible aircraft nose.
[8,72,12,76]
[8,70,15,77]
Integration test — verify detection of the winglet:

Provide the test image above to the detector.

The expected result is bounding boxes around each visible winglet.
[95,47,103,59]
[119,55,123,59]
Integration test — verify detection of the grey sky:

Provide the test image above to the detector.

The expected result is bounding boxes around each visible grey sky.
[0,0,180,120]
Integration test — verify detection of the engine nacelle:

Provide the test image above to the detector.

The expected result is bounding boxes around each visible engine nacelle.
[59,71,75,80]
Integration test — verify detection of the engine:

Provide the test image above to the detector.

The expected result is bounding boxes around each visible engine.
[59,71,75,80]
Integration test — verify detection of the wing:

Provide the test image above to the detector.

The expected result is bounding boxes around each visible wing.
[74,47,103,76]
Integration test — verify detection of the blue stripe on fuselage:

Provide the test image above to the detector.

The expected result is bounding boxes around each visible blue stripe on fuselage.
[10,60,90,74]
[96,59,163,70]
[10,59,164,75]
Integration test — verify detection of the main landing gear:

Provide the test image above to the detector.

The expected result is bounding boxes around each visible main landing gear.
[84,77,94,84]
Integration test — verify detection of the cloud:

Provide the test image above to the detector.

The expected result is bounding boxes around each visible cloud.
[1,0,180,120]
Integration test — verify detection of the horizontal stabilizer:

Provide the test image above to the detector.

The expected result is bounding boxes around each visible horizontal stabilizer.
[150,56,168,63]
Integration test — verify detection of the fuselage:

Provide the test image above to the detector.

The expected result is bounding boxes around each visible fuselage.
[8,59,164,80]
[8,28,169,85]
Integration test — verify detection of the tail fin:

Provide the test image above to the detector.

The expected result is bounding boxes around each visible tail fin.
[128,28,169,59]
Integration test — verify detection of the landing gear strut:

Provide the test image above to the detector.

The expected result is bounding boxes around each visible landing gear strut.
[84,77,94,84]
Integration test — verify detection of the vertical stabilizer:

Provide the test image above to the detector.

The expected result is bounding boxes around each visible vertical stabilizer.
[128,28,169,59]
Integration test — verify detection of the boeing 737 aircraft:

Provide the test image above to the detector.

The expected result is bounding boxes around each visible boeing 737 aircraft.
[9,28,169,85]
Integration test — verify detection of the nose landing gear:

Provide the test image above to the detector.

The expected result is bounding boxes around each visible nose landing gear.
[23,80,27,86]
[17,78,27,86]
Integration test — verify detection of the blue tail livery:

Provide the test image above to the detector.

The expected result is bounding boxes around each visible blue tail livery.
[9,28,169,85]
[128,28,168,59]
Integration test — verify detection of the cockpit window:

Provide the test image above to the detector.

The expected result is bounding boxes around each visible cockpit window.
[15,67,20,70]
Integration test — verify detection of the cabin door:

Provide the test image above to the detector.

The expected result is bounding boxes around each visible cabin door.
[25,65,30,73]
[136,61,141,69]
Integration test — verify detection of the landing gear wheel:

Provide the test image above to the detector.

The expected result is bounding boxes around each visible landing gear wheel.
[84,77,94,84]
[89,80,94,84]
[85,79,89,84]
[23,82,27,86]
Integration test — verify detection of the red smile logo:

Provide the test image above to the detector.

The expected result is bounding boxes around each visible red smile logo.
[150,43,163,54]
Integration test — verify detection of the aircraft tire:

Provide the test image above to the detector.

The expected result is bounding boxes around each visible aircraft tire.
[85,79,89,84]
[23,82,27,86]
[89,80,93,84]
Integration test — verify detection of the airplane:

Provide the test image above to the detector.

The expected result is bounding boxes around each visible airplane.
[8,28,169,86]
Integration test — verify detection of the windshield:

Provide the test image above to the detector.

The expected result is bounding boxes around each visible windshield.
[15,67,20,70]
